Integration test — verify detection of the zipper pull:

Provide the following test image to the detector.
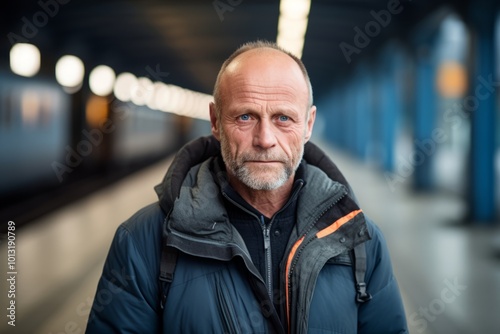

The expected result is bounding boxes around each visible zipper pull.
[264,228,270,250]
[262,216,270,250]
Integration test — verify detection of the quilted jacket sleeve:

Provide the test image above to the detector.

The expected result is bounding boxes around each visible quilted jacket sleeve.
[358,219,409,334]
[85,204,163,333]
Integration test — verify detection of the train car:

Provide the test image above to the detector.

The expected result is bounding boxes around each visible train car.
[0,70,206,228]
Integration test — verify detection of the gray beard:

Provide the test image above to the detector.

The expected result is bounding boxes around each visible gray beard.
[219,132,303,191]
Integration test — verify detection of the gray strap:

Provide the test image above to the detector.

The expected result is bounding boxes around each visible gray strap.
[159,245,178,309]
[353,243,372,303]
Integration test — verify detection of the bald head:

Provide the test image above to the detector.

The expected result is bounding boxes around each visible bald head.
[213,41,313,116]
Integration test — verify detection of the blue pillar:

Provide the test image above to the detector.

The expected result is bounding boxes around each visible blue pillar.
[338,87,349,150]
[366,73,377,163]
[353,77,363,158]
[379,47,401,172]
[346,83,356,154]
[337,86,351,151]
[354,65,371,161]
[346,85,356,152]
[389,51,405,173]
[414,44,436,190]
[468,2,497,222]
[332,91,342,146]
[362,72,373,161]
[385,76,398,172]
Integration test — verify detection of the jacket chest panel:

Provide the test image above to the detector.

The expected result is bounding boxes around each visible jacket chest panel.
[163,255,272,333]
[308,264,359,333]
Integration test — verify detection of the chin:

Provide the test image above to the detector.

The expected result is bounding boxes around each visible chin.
[245,173,288,190]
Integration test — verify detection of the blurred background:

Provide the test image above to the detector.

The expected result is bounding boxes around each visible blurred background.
[0,0,499,333]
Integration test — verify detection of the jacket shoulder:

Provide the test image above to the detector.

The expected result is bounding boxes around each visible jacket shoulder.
[362,217,394,284]
[114,202,165,277]
[120,202,165,240]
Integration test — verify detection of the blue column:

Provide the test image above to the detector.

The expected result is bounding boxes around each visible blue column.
[362,73,373,161]
[468,2,497,222]
[384,76,398,172]
[352,76,364,159]
[325,93,342,147]
[345,83,356,154]
[332,91,342,146]
[379,47,400,173]
[354,65,371,161]
[366,73,377,163]
[414,44,436,190]
[330,89,344,148]
[338,88,348,150]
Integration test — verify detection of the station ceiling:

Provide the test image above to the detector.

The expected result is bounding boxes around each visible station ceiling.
[1,0,475,103]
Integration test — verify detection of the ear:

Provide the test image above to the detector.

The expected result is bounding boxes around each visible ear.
[304,105,316,142]
[209,102,221,141]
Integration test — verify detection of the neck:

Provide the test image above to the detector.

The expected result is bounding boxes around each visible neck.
[227,174,295,218]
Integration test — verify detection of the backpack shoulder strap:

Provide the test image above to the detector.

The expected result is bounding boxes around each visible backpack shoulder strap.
[353,242,372,303]
[158,240,179,310]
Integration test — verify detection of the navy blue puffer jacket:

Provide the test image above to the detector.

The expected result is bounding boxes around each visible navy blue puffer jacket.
[86,136,408,333]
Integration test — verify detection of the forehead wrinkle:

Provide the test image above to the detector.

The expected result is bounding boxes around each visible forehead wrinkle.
[236,86,299,101]
[229,80,307,104]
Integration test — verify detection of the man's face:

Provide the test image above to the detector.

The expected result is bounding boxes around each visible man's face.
[210,48,316,191]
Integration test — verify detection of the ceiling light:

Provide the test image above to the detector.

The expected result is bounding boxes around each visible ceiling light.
[89,65,116,96]
[277,0,311,58]
[10,43,41,77]
[55,55,85,90]
[280,0,311,20]
[130,77,153,106]
[113,72,137,102]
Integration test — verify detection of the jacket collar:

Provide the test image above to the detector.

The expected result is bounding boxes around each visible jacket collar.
[160,136,357,245]
[155,136,221,215]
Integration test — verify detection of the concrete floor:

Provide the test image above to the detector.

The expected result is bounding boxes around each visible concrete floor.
[1,142,499,334]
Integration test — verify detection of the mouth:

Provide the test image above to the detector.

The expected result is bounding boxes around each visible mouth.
[245,160,283,164]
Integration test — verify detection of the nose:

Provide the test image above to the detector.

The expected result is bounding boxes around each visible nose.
[253,119,277,149]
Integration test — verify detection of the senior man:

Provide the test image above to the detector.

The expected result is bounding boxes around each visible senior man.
[86,40,408,334]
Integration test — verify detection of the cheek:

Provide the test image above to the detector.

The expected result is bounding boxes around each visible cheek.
[293,129,305,143]
[224,128,247,156]
[278,130,305,157]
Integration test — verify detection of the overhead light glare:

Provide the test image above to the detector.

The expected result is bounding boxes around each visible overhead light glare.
[276,37,305,59]
[279,0,311,19]
[277,0,311,58]
[89,65,116,96]
[130,77,154,106]
[55,55,85,91]
[113,73,212,120]
[10,43,41,77]
[278,17,308,39]
[113,72,137,102]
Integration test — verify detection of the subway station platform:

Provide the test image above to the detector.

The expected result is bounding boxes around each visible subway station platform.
[1,140,499,334]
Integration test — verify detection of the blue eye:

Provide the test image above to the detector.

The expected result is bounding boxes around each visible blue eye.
[278,115,289,122]
[239,114,250,121]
